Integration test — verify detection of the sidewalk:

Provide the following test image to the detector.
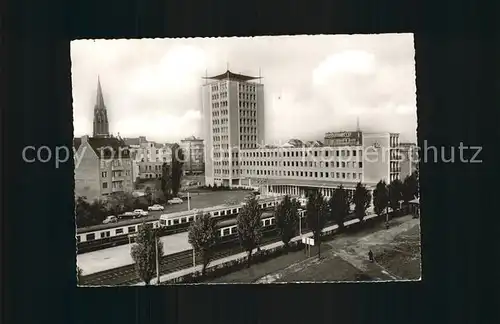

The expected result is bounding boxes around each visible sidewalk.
[136,213,380,285]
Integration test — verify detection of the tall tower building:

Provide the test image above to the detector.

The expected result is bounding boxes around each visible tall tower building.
[93,76,110,138]
[201,69,265,188]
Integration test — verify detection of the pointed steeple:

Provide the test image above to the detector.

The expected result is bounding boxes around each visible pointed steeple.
[96,75,105,109]
[93,76,109,138]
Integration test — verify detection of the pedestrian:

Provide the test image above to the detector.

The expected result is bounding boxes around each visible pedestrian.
[368,250,374,263]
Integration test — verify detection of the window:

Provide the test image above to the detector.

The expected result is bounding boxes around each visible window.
[76,236,81,243]
[102,182,108,189]
[358,162,363,168]
[101,171,107,177]
[223,228,230,236]
[353,150,357,157]
[128,226,136,233]
[86,233,95,241]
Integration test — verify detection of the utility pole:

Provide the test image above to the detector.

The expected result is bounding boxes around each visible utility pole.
[187,191,191,211]
[192,248,196,268]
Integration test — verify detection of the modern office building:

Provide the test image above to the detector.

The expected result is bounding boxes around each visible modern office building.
[238,131,401,199]
[200,68,403,197]
[180,136,205,174]
[202,69,265,187]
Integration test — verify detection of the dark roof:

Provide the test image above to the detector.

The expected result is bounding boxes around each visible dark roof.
[203,70,261,82]
[73,137,82,150]
[123,138,141,146]
[87,137,131,159]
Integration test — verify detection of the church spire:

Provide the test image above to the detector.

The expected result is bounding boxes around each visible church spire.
[96,75,105,109]
[93,76,109,138]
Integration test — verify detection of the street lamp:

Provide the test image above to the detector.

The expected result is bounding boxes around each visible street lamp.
[192,247,196,268]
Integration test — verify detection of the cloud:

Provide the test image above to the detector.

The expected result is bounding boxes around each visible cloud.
[71,34,417,143]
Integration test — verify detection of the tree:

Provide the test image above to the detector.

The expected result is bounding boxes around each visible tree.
[373,180,389,219]
[305,189,328,259]
[144,187,153,205]
[237,195,263,268]
[75,196,92,228]
[402,173,419,205]
[160,162,172,200]
[353,182,372,223]
[388,179,404,216]
[188,213,218,275]
[76,266,83,284]
[328,185,350,231]
[130,223,164,285]
[88,199,108,224]
[274,195,299,249]
[171,144,185,197]
[107,191,135,215]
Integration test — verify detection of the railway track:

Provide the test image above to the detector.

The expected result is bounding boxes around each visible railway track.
[80,230,281,286]
[80,213,363,286]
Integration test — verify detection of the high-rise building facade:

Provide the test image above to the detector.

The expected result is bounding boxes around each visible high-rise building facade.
[202,70,265,187]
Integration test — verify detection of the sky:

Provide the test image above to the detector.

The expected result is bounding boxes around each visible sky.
[71,33,417,144]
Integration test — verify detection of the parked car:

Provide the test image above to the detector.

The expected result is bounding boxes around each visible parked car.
[102,215,118,224]
[118,211,137,219]
[133,209,149,217]
[167,197,183,205]
[148,204,164,211]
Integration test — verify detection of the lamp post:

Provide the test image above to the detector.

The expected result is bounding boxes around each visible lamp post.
[192,247,196,268]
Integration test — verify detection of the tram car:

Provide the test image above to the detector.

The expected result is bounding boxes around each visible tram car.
[76,195,291,254]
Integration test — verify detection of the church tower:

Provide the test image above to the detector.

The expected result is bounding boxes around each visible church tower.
[93,76,110,138]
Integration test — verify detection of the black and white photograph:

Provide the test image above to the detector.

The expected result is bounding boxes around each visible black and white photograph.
[73,34,421,286]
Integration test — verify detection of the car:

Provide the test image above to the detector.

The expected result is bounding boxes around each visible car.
[133,209,149,217]
[118,211,137,219]
[167,197,183,205]
[102,215,118,224]
[148,204,164,211]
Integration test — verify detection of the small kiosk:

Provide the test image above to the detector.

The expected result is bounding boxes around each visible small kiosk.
[409,198,420,218]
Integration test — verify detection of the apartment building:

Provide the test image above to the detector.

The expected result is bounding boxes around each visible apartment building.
[180,136,205,174]
[73,135,134,201]
[124,137,174,180]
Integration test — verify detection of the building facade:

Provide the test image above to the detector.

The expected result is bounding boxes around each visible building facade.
[399,142,418,179]
[180,136,205,174]
[74,135,134,201]
[202,70,265,187]
[237,131,401,199]
[124,137,174,180]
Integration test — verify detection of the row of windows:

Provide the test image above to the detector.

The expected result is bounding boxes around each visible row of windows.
[242,168,363,180]
[101,170,131,178]
[212,118,229,126]
[240,110,256,118]
[213,126,229,133]
[239,101,256,109]
[241,160,363,169]
[240,127,256,134]
[240,135,257,141]
[213,135,229,142]
[240,149,363,158]
[238,84,255,92]
[239,93,256,100]
[102,180,132,189]
[239,119,256,126]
